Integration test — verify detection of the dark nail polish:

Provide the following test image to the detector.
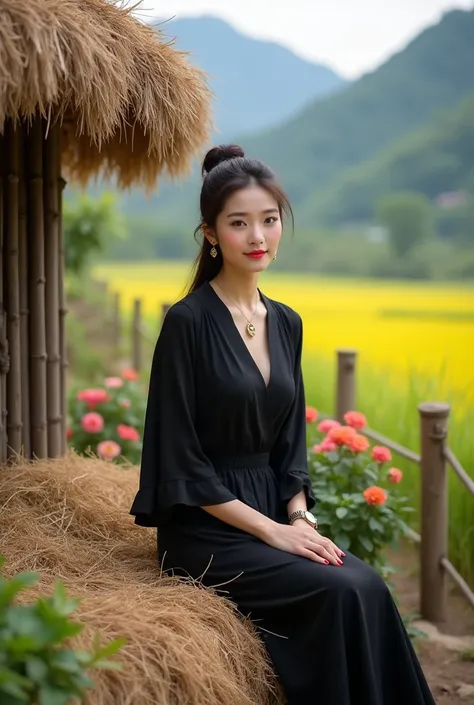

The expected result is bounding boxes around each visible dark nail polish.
[337,559,343,566]
[324,559,329,564]
[341,552,346,557]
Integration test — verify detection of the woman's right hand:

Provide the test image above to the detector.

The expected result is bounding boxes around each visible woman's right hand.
[263,521,344,565]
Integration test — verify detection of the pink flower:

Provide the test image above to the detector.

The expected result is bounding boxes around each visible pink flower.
[105,376,123,388]
[372,446,392,464]
[122,368,139,382]
[344,411,367,430]
[77,388,109,409]
[81,412,104,433]
[117,424,140,442]
[317,419,340,433]
[120,399,131,409]
[97,440,121,460]
[305,406,318,423]
[66,428,73,440]
[313,437,337,454]
[388,467,403,484]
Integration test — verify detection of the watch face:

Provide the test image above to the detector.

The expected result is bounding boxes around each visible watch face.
[305,511,317,526]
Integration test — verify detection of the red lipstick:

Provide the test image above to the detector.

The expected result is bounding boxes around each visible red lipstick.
[245,250,267,260]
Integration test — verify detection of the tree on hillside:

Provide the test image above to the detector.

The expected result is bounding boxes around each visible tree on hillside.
[64,192,125,275]
[375,192,433,258]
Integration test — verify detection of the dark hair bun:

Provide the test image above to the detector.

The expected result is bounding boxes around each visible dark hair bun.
[202,144,245,176]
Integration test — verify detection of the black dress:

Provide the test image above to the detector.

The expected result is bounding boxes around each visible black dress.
[130,282,435,705]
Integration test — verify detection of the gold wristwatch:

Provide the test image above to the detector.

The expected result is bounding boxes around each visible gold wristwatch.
[288,510,318,529]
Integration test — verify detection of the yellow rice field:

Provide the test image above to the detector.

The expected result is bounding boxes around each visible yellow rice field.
[94,261,474,404]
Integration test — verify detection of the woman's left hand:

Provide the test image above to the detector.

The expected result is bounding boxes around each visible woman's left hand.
[291,520,345,565]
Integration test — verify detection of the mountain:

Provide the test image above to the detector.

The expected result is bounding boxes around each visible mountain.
[308,91,474,225]
[237,9,474,224]
[157,16,346,137]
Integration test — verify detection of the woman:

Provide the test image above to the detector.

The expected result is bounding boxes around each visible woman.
[130,145,435,705]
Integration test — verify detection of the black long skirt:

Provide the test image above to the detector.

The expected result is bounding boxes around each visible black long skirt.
[158,464,435,705]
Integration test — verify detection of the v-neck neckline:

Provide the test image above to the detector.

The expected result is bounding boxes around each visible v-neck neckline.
[204,281,273,390]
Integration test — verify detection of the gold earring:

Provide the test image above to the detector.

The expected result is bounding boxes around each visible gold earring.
[210,244,218,258]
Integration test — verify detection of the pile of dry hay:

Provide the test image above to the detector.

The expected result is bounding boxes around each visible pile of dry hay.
[0,453,284,705]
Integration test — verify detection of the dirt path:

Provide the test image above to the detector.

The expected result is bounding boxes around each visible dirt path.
[389,543,474,703]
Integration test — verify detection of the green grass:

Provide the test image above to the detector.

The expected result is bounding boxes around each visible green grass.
[302,351,474,589]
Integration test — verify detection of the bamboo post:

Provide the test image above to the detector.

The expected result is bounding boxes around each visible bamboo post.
[160,302,171,329]
[112,292,121,352]
[44,122,62,457]
[0,129,7,465]
[5,119,23,458]
[132,299,142,373]
[418,401,450,623]
[27,116,48,458]
[58,175,67,454]
[18,123,30,458]
[335,349,357,421]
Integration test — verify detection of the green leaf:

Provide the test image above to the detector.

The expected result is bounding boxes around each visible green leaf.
[335,507,348,520]
[25,656,48,683]
[38,684,79,705]
[369,517,384,533]
[359,535,374,552]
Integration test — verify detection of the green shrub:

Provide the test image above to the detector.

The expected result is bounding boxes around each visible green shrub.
[0,556,124,705]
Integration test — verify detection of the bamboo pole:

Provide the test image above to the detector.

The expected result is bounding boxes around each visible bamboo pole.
[58,174,67,454]
[44,122,62,457]
[27,116,48,458]
[5,119,22,458]
[0,129,7,465]
[112,291,121,353]
[18,123,30,458]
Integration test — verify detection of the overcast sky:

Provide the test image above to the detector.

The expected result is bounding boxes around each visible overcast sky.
[141,0,473,78]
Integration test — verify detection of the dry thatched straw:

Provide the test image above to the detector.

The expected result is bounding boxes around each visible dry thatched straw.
[0,454,284,705]
[0,0,212,189]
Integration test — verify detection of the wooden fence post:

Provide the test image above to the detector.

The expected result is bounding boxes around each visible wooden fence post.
[112,292,121,353]
[160,302,171,329]
[132,299,142,373]
[418,401,450,623]
[335,349,357,421]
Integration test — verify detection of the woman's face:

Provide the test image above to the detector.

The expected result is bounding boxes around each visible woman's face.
[206,185,282,273]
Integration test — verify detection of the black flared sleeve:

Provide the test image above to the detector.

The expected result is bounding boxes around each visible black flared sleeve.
[269,311,316,510]
[130,301,236,526]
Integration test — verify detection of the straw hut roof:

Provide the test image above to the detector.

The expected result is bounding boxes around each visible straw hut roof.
[0,0,213,188]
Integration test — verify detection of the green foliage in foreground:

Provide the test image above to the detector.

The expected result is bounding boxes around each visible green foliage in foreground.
[0,556,125,705]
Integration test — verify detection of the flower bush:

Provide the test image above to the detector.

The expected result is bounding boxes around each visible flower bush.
[306,408,413,577]
[67,369,147,465]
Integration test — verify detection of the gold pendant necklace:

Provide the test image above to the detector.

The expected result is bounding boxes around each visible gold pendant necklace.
[214,282,259,338]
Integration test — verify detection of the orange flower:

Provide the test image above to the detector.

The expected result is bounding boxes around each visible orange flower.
[388,467,403,484]
[347,433,370,454]
[328,425,356,446]
[97,440,121,460]
[363,486,387,506]
[343,411,367,430]
[117,424,140,442]
[122,368,139,382]
[305,406,318,423]
[372,446,392,463]
[81,412,104,434]
[317,419,340,433]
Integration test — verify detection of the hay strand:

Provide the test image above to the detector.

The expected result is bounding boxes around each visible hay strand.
[0,455,283,705]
